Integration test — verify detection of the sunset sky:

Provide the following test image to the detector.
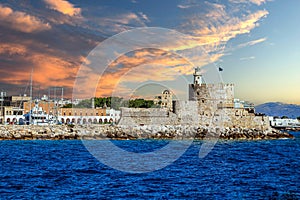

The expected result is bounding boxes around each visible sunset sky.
[0,0,299,105]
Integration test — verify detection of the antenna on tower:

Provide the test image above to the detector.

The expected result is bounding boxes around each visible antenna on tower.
[29,68,33,125]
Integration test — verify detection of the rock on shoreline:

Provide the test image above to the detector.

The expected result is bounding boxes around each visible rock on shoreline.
[0,125,294,140]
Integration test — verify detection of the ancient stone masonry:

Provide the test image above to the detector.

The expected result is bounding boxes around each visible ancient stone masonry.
[119,67,273,132]
[118,108,178,126]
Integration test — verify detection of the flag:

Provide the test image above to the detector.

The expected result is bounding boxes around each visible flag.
[219,67,223,72]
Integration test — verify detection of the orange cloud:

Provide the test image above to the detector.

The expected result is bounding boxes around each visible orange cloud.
[44,0,81,16]
[0,42,80,92]
[71,49,193,98]
[0,1,271,99]
[89,8,269,97]
[0,4,51,33]
[74,6,269,97]
[92,49,191,97]
[186,10,269,44]
[0,43,27,56]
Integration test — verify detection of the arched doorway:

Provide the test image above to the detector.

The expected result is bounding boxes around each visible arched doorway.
[99,118,103,124]
[19,118,24,125]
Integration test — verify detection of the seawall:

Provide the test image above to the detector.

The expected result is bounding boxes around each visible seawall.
[0,124,294,140]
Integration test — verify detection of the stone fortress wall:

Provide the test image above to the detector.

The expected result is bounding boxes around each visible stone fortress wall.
[119,67,272,132]
[118,108,177,125]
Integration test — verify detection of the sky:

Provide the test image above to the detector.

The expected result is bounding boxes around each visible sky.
[0,0,299,105]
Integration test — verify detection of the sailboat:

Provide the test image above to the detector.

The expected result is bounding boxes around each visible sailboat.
[24,68,55,125]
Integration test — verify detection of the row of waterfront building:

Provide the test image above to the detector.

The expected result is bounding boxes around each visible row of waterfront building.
[0,95,121,125]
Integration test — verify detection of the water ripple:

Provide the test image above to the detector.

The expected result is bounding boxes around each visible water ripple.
[0,132,299,199]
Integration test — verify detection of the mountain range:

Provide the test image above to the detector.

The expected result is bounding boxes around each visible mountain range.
[255,102,300,118]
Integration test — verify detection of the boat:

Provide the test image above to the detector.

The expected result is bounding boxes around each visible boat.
[24,100,54,125]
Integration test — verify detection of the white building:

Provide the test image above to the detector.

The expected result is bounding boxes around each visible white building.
[269,117,300,128]
[106,108,121,123]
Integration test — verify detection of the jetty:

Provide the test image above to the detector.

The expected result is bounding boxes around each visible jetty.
[0,124,294,140]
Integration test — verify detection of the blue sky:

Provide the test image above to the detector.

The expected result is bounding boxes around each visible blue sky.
[0,0,299,104]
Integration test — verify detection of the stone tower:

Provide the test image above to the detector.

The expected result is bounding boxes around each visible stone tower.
[154,90,173,112]
[189,67,206,101]
[188,67,235,126]
[193,66,203,85]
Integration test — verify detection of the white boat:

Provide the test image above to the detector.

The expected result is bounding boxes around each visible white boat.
[24,101,55,125]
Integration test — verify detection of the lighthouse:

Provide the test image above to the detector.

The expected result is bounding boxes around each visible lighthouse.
[193,67,203,85]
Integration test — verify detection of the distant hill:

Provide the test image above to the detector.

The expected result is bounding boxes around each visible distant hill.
[255,102,300,118]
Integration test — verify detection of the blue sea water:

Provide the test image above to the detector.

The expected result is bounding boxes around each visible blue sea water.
[0,132,299,199]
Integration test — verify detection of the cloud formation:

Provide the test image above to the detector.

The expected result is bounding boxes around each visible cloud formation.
[44,0,81,16]
[0,41,82,95]
[0,0,273,98]
[73,2,271,97]
[240,56,255,60]
[0,4,51,33]
[229,0,269,6]
[238,37,266,48]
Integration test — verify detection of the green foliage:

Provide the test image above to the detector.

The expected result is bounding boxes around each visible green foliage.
[128,99,155,108]
[297,116,300,121]
[64,97,156,109]
[75,98,93,108]
[94,97,127,109]
[281,116,289,119]
[62,103,73,108]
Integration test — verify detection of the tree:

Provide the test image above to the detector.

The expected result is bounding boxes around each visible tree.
[94,97,127,109]
[62,103,72,108]
[281,116,289,119]
[75,98,92,108]
[297,116,300,121]
[76,97,155,109]
[128,99,155,108]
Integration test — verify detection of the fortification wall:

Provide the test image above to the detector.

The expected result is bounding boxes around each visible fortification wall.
[208,108,272,130]
[173,101,198,125]
[118,108,178,126]
[118,102,271,131]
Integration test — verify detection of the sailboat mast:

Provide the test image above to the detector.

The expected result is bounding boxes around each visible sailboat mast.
[29,68,33,125]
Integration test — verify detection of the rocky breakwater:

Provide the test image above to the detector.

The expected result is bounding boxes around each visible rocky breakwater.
[0,125,80,140]
[0,124,294,140]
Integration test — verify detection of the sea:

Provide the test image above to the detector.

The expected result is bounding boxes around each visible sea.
[0,132,299,199]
